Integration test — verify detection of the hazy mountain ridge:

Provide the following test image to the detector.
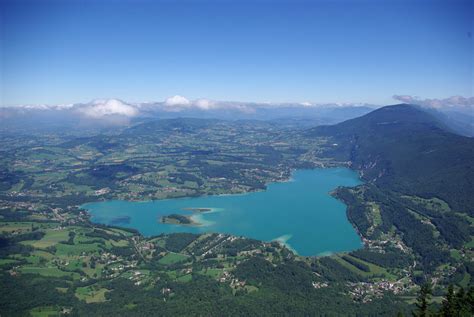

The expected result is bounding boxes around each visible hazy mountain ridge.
[0,98,376,133]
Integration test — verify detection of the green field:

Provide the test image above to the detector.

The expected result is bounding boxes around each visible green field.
[21,229,69,249]
[20,266,80,279]
[334,254,397,280]
[29,306,61,317]
[201,268,223,278]
[75,286,110,303]
[158,252,189,265]
[176,274,193,282]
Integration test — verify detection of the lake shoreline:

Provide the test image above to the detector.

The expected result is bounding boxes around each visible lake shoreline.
[83,167,363,256]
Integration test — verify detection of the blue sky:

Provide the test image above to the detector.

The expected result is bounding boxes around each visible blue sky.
[1,0,472,105]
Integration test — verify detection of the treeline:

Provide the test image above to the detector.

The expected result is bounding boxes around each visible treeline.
[9,231,45,243]
[411,284,474,317]
[341,255,370,272]
[164,233,199,253]
[0,208,30,222]
[85,228,122,241]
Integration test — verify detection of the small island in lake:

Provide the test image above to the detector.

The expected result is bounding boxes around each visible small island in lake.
[160,214,200,226]
[160,207,213,226]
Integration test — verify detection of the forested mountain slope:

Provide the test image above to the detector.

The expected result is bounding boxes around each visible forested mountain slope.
[305,104,474,274]
[309,104,474,216]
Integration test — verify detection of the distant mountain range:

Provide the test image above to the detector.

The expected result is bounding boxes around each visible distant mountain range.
[1,97,473,136]
[0,98,376,132]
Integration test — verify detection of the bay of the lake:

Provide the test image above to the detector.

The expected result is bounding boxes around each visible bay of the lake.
[83,168,363,256]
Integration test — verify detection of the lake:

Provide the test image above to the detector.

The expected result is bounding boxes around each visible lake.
[83,168,363,256]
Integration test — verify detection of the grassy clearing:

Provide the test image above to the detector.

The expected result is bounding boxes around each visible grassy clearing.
[459,272,471,288]
[83,263,104,278]
[0,258,19,266]
[464,237,474,249]
[75,286,109,303]
[335,255,397,280]
[56,287,68,293]
[0,222,35,234]
[124,303,138,309]
[29,306,61,317]
[149,237,166,248]
[450,249,462,261]
[402,195,451,213]
[368,202,382,226]
[107,227,135,237]
[32,250,55,259]
[201,268,223,278]
[176,274,193,282]
[121,269,150,279]
[158,252,189,265]
[104,239,129,248]
[245,285,259,293]
[166,270,178,279]
[20,266,80,279]
[21,229,69,249]
[55,242,103,256]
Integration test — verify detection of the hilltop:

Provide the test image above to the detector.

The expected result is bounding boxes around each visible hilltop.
[309,104,474,215]
[306,104,473,275]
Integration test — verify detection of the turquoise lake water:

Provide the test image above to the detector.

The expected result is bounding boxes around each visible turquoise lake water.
[83,168,363,256]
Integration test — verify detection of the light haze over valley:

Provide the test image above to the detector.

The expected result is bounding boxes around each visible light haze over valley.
[0,0,473,316]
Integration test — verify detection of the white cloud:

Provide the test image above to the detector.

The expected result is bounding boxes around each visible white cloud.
[78,99,138,118]
[1,95,382,121]
[164,95,191,107]
[162,96,248,112]
[194,98,216,110]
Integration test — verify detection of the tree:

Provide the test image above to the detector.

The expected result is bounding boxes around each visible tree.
[440,284,456,317]
[452,286,474,316]
[413,283,432,317]
[455,287,465,314]
[467,287,474,315]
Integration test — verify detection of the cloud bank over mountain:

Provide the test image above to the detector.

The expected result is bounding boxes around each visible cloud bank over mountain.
[1,95,471,129]
[393,95,474,109]
[0,96,377,120]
